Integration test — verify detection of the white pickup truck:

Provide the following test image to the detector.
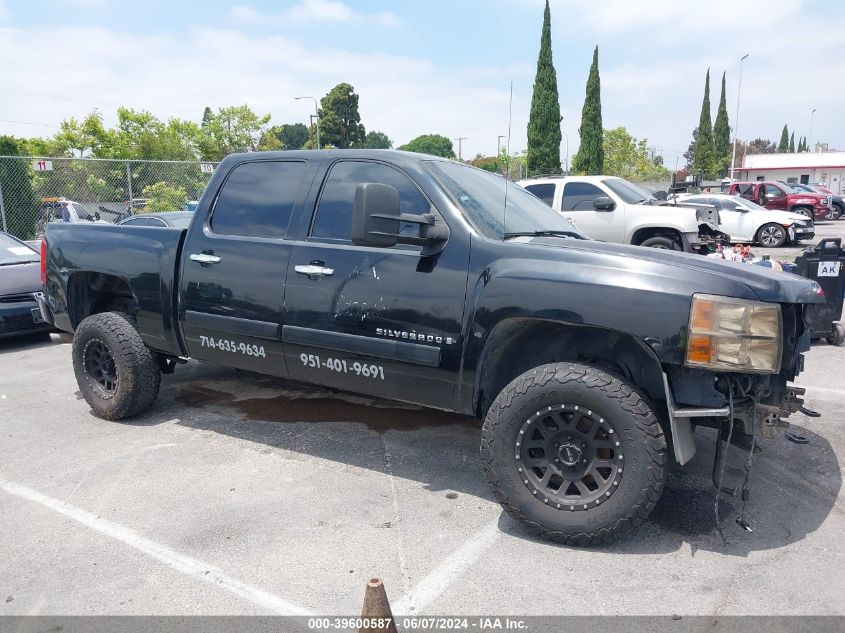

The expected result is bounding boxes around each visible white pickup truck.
[517,175,722,252]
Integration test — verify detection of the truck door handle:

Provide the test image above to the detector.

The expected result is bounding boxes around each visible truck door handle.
[190,253,222,265]
[294,264,334,278]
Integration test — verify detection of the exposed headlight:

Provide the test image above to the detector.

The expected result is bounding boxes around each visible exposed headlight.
[686,294,782,373]
[822,196,831,206]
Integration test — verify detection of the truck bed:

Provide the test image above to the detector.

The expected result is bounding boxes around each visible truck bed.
[43,222,187,356]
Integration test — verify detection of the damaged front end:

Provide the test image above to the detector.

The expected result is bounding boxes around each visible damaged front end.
[663,300,814,466]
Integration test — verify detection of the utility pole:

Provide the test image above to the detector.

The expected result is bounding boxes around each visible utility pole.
[730,53,750,182]
[453,137,467,161]
[561,131,569,173]
[295,96,320,149]
[809,108,817,151]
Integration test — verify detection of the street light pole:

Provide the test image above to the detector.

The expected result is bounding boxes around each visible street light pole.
[295,96,320,149]
[730,53,749,182]
[561,131,569,173]
[809,108,817,151]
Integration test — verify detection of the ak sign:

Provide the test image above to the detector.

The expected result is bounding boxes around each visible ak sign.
[818,261,841,277]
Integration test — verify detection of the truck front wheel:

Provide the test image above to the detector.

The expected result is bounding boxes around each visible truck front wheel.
[72,312,161,420]
[639,236,679,250]
[481,362,666,545]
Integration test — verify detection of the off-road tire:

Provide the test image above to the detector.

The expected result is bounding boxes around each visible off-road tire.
[756,223,788,248]
[481,362,666,546]
[827,322,845,346]
[639,236,679,250]
[72,312,161,420]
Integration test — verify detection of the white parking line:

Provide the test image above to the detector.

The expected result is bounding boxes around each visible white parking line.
[0,477,313,616]
[393,520,501,615]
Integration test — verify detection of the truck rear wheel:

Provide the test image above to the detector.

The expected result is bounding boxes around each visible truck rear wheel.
[481,362,666,545]
[72,312,161,420]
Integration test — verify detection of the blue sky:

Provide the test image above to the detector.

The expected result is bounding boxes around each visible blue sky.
[2,0,843,163]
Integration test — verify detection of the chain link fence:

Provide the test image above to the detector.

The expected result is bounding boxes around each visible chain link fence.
[0,157,219,240]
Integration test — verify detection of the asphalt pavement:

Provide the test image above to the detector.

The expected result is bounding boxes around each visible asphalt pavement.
[0,239,843,616]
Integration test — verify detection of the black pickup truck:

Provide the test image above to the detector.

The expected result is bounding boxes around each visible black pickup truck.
[39,149,823,545]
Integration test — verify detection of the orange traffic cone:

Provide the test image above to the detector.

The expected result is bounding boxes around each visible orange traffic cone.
[359,578,398,633]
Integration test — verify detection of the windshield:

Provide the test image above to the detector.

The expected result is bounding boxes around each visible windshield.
[422,160,585,240]
[728,197,768,212]
[602,178,653,204]
[0,233,39,266]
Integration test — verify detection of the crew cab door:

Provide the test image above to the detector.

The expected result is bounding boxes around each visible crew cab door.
[559,181,624,242]
[764,184,788,211]
[283,159,468,407]
[179,159,316,376]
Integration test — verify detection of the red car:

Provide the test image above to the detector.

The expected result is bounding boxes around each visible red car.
[728,181,832,221]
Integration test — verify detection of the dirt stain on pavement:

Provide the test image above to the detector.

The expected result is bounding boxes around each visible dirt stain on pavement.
[174,384,479,433]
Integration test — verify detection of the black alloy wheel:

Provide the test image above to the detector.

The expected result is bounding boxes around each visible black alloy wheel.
[83,338,118,398]
[517,404,623,511]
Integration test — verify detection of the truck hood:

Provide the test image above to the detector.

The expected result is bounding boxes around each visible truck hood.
[0,261,40,297]
[527,236,823,304]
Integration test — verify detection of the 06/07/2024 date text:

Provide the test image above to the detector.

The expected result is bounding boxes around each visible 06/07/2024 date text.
[300,353,385,379]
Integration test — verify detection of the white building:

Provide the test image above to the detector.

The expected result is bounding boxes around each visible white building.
[735,151,845,193]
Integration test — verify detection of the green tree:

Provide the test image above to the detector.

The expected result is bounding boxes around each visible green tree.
[778,124,789,152]
[398,134,455,158]
[789,131,795,153]
[692,69,717,178]
[200,105,271,160]
[526,0,561,174]
[572,46,604,175]
[318,83,366,149]
[141,181,188,212]
[603,127,670,181]
[277,123,309,150]
[799,136,807,152]
[713,71,732,177]
[0,136,40,239]
[360,130,392,149]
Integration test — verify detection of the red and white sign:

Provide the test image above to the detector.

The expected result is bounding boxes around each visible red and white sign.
[32,160,53,171]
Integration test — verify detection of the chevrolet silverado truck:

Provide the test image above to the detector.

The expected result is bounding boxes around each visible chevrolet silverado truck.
[39,150,823,545]
[518,175,724,252]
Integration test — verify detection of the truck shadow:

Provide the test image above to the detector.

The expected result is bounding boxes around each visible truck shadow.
[133,362,839,557]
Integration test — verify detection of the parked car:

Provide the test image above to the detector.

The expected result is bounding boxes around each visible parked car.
[40,149,822,545]
[0,232,52,339]
[674,193,815,247]
[518,175,723,252]
[37,198,109,236]
[728,181,831,221]
[783,182,843,220]
[118,211,194,228]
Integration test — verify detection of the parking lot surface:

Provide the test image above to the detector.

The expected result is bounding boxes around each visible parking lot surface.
[1,308,843,616]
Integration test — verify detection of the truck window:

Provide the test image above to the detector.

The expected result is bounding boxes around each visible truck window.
[765,184,785,198]
[210,161,307,238]
[524,183,556,206]
[310,160,431,243]
[561,182,604,211]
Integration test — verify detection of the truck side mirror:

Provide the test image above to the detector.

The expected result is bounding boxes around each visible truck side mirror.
[351,183,450,256]
[593,196,615,211]
[351,182,400,248]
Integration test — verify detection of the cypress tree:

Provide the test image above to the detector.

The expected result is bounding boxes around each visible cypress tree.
[572,46,604,175]
[713,71,731,177]
[526,0,562,174]
[789,131,795,153]
[692,69,716,179]
[778,125,789,152]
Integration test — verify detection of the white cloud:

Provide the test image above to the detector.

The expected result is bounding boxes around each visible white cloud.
[230,0,402,28]
[0,24,516,158]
